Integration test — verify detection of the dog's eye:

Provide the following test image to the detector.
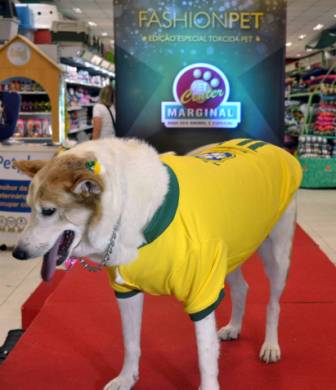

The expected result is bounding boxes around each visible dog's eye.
[41,208,56,216]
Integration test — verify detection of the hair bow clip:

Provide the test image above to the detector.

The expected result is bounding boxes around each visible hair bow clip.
[86,160,103,175]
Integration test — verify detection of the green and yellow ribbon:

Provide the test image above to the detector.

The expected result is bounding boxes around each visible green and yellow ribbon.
[86,160,102,175]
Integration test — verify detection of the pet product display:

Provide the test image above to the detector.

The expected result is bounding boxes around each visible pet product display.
[298,135,333,158]
[313,101,336,136]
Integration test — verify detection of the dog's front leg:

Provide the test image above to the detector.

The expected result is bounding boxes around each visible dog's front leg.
[195,313,220,390]
[104,293,144,390]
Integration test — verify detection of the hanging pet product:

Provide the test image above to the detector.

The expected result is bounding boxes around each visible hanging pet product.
[0,91,20,141]
[0,0,19,42]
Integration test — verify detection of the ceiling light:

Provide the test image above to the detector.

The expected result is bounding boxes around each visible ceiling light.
[313,24,324,31]
[306,48,313,52]
[73,8,82,14]
[296,53,301,57]
[88,21,97,27]
[110,39,114,44]
[286,42,292,47]
[102,32,108,37]
[298,34,307,40]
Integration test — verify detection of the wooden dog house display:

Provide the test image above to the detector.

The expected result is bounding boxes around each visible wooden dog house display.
[0,34,64,143]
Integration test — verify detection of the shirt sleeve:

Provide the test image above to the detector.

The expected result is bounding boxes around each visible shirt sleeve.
[106,267,141,299]
[182,241,227,321]
[93,103,104,119]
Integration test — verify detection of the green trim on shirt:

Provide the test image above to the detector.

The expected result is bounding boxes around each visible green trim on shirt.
[114,290,141,299]
[142,164,179,245]
[237,139,254,146]
[189,289,225,321]
[248,141,267,151]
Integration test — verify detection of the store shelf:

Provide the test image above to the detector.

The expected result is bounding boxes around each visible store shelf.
[68,125,93,134]
[309,134,336,139]
[285,132,300,138]
[65,80,102,89]
[17,91,48,95]
[321,95,336,101]
[14,137,52,143]
[19,112,51,116]
[68,106,82,112]
[67,104,94,112]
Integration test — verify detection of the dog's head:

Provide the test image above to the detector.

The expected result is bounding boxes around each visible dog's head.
[12,152,105,281]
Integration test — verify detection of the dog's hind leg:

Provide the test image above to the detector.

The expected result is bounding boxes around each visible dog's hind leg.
[258,196,297,363]
[218,267,248,341]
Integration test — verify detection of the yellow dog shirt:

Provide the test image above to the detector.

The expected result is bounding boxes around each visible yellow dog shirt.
[107,139,302,321]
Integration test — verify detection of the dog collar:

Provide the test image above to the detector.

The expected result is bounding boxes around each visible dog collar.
[142,164,179,246]
[66,218,120,272]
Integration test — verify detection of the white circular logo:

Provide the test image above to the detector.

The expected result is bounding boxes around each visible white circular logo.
[7,42,31,66]
[173,63,230,109]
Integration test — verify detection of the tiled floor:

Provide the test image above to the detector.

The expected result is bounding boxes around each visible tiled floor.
[0,189,335,345]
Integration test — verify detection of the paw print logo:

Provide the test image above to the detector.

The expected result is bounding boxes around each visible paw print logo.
[190,70,221,104]
[174,63,230,109]
[16,216,27,232]
[6,216,17,233]
[0,216,6,232]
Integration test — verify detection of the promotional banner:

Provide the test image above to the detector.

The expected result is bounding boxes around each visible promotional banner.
[0,146,55,245]
[114,0,287,153]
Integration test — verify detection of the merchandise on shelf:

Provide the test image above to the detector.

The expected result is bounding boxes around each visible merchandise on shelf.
[68,110,91,131]
[0,0,19,42]
[20,99,51,113]
[26,4,59,30]
[67,87,94,108]
[286,63,336,96]
[332,140,336,158]
[51,20,89,44]
[298,136,334,159]
[0,78,51,139]
[62,64,109,87]
[313,102,336,136]
[320,81,336,96]
[285,101,305,136]
[15,117,51,138]
[0,79,44,92]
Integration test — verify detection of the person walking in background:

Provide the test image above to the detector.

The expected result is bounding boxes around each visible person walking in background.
[92,84,116,139]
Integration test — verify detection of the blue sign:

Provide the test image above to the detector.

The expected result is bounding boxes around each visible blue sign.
[0,179,31,213]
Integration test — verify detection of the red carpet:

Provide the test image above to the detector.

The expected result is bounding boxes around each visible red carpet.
[0,226,335,390]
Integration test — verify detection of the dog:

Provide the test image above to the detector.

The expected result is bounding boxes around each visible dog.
[13,138,302,390]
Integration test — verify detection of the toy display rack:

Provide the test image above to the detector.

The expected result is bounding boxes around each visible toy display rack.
[287,64,336,188]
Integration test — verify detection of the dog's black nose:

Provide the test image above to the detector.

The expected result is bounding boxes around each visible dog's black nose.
[12,247,29,260]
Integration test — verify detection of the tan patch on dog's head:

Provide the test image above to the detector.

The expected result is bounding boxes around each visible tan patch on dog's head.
[14,160,48,177]
[23,153,105,222]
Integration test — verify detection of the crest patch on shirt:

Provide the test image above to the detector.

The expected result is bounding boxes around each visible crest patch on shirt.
[196,151,235,165]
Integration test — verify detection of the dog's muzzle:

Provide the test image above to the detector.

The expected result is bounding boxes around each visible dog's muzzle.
[12,247,29,260]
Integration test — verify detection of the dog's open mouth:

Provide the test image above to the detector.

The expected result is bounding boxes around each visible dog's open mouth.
[41,230,75,282]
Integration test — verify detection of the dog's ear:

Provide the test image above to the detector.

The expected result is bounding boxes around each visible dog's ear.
[13,160,48,177]
[72,176,103,197]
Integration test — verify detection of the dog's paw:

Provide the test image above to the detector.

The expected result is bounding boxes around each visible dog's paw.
[103,375,137,390]
[259,342,281,363]
[218,325,240,341]
[199,383,220,390]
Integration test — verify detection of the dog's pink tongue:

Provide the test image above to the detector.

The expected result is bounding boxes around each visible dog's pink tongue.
[41,235,63,282]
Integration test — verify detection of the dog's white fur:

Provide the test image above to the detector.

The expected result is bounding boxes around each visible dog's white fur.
[14,138,297,390]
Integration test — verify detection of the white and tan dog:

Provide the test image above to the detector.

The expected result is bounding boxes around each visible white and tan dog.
[13,138,301,390]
